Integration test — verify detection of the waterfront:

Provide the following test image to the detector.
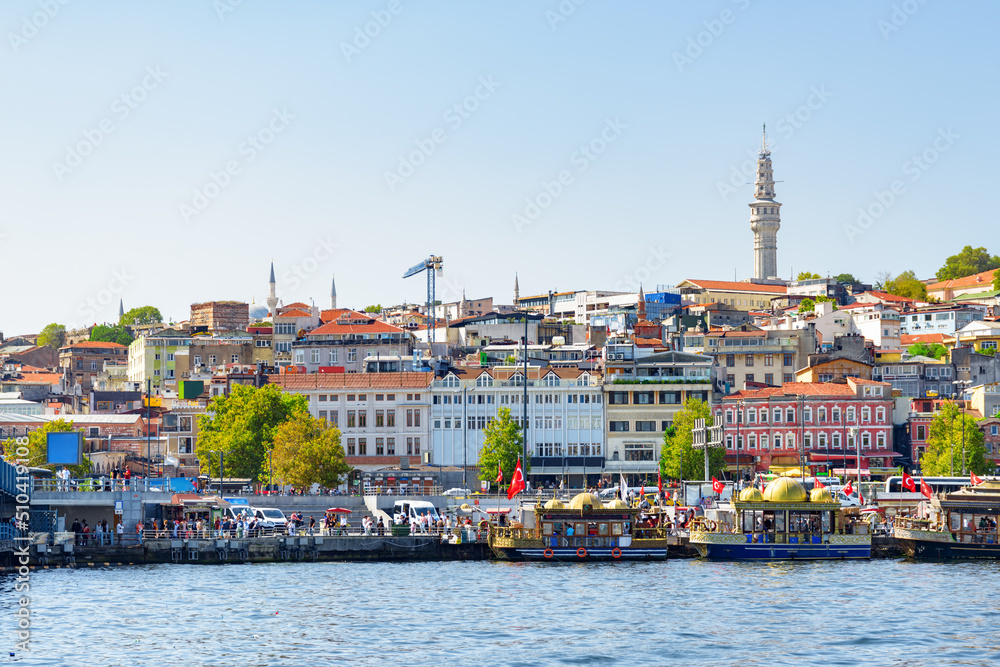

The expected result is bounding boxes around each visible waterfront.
[4,560,1000,666]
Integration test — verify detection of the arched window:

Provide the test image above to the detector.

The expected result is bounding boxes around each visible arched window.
[476,374,493,387]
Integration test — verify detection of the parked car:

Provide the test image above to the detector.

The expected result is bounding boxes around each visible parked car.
[442,488,472,497]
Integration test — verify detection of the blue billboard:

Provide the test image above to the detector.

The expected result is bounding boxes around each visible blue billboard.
[46,431,84,466]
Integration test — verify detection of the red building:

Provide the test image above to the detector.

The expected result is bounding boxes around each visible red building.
[716,377,896,477]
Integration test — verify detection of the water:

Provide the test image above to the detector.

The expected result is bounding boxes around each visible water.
[3,560,1000,666]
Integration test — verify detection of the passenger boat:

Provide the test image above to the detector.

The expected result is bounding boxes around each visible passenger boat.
[488,492,669,562]
[894,480,1000,559]
[688,477,871,560]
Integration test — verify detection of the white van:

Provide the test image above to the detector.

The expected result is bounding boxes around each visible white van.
[252,507,288,529]
[392,500,441,525]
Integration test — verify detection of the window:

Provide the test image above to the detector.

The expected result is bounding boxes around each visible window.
[376,438,384,455]
[877,432,885,449]
[862,432,871,449]
[90,360,98,371]
[804,408,812,423]
[407,409,414,427]
[832,408,841,423]
[726,374,735,386]
[387,410,395,427]
[726,354,735,367]
[783,373,793,383]
[916,425,926,440]
[862,407,871,423]
[774,433,782,449]
[209,355,217,365]
[764,373,773,385]
[193,355,201,366]
[634,392,654,405]
[406,437,414,455]
[413,437,420,455]
[347,438,355,456]
[329,349,339,363]
[847,407,856,423]
[348,348,357,362]
[387,437,395,455]
[347,410,356,428]
[609,392,628,405]
[725,410,733,424]
[783,353,794,366]
[745,354,754,367]
[294,350,305,364]
[747,410,756,424]
[358,411,367,427]
[786,433,795,450]
[375,410,385,427]
[786,408,796,422]
[764,353,774,367]
[773,408,782,423]
[818,408,827,423]
[635,421,656,432]
[310,350,320,364]
[818,433,827,448]
[745,374,755,384]
[358,438,367,455]
[609,421,630,432]
[804,433,812,449]
[876,407,885,423]
[760,409,768,424]
[748,434,757,449]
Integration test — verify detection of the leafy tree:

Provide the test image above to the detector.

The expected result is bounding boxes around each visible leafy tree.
[978,346,996,357]
[797,271,822,281]
[907,343,948,360]
[363,304,382,314]
[835,273,859,285]
[120,305,162,326]
[196,384,308,483]
[660,399,725,480]
[477,407,527,489]
[935,246,1000,281]
[873,271,892,291]
[798,298,815,313]
[883,270,927,300]
[993,268,1000,292]
[270,413,350,490]
[919,402,990,475]
[4,420,92,476]
[38,323,67,349]
[90,323,134,346]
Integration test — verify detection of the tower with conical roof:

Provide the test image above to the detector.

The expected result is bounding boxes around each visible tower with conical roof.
[637,284,646,321]
[749,124,781,281]
[118,299,125,320]
[330,274,337,310]
[266,261,278,316]
[514,273,520,306]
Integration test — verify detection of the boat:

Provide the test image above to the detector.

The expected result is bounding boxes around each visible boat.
[894,480,1000,559]
[488,492,669,561]
[688,477,871,560]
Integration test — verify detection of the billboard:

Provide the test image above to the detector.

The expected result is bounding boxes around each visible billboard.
[46,431,84,466]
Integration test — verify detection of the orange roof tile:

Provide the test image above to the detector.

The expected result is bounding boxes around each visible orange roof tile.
[308,318,405,336]
[681,280,787,294]
[862,291,914,304]
[901,333,948,346]
[926,268,998,291]
[268,372,434,390]
[275,309,313,318]
[60,341,127,350]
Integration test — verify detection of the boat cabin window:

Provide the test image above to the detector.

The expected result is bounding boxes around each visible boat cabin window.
[576,522,586,536]
[770,512,783,533]
[587,522,598,536]
[599,523,609,536]
[612,523,623,536]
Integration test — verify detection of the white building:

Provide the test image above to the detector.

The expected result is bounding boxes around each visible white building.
[843,302,901,350]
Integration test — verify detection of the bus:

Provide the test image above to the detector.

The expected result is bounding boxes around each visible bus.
[882,477,984,495]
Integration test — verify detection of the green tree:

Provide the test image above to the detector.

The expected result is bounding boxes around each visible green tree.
[477,407,527,489]
[835,273,858,285]
[195,384,308,484]
[120,305,162,326]
[883,270,928,300]
[90,323,134,346]
[363,304,382,314]
[797,271,822,281]
[38,323,67,349]
[907,342,948,360]
[935,246,1000,281]
[993,268,1000,292]
[3,420,92,476]
[798,298,815,313]
[919,403,990,475]
[271,414,351,490]
[659,399,725,480]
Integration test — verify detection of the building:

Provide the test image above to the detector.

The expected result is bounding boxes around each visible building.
[966,382,1000,420]
[249,324,274,366]
[703,328,816,391]
[127,329,253,391]
[273,305,320,368]
[190,301,250,332]
[761,301,860,350]
[925,268,1000,302]
[429,366,604,487]
[954,320,1000,355]
[268,372,434,471]
[873,354,955,398]
[676,279,787,311]
[717,378,896,477]
[979,417,1000,470]
[58,341,129,397]
[900,304,986,336]
[293,311,414,373]
[749,127,781,281]
[846,302,902,350]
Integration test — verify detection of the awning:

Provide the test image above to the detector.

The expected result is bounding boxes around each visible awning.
[808,452,902,462]
[486,508,512,514]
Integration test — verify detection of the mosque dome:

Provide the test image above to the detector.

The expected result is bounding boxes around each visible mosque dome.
[604,498,629,510]
[567,493,602,510]
[762,477,807,503]
[249,303,269,320]
[738,487,764,502]
[543,498,566,510]
[809,487,833,503]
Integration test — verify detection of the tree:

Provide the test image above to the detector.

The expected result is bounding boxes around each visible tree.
[797,271,822,281]
[883,270,927,300]
[270,414,350,490]
[993,268,1000,292]
[835,273,859,285]
[660,399,726,480]
[363,304,382,314]
[798,298,815,313]
[120,305,162,326]
[919,403,990,475]
[90,323,134,346]
[477,407,527,488]
[4,420,92,476]
[873,271,892,291]
[195,384,308,483]
[907,342,948,360]
[38,323,67,349]
[935,246,1000,281]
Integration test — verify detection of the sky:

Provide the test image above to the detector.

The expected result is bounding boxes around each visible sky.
[1,1,996,335]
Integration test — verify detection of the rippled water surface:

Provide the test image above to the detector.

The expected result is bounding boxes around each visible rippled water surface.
[3,559,1000,666]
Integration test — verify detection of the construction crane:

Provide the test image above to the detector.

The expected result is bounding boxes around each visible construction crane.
[402,255,443,344]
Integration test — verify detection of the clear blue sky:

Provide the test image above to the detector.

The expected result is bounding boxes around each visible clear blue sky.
[2,1,996,335]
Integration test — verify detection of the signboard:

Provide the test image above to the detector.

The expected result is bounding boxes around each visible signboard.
[114,501,124,515]
[481,480,489,492]
[46,431,84,465]
[691,416,724,450]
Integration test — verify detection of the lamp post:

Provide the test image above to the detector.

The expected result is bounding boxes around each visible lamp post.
[949,405,955,477]
[850,426,860,500]
[735,399,744,486]
[956,380,972,476]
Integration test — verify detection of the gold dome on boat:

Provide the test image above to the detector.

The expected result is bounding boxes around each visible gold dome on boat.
[763,477,807,503]
[543,498,566,510]
[604,498,629,509]
[738,487,764,502]
[809,487,833,503]
[568,493,602,510]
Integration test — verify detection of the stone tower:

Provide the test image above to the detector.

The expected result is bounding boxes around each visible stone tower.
[749,125,781,281]
[266,261,278,316]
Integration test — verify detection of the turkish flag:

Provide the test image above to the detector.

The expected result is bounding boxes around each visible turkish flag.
[507,458,526,500]
[496,466,503,485]
[814,478,826,490]
[902,472,916,492]
[920,478,934,500]
[843,480,854,497]
[712,477,724,494]
[859,491,865,505]
[971,472,984,486]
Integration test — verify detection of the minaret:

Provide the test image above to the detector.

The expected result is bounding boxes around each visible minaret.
[637,284,646,321]
[330,274,337,310]
[118,299,125,320]
[266,261,278,316]
[460,289,468,318]
[749,124,781,281]
[514,273,520,306]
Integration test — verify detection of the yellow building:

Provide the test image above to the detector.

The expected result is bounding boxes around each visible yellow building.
[676,279,786,311]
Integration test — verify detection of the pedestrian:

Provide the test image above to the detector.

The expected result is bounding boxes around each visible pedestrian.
[116,520,124,544]
[135,521,144,543]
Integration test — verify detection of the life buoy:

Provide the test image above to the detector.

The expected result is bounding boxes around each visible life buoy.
[543,548,554,559]
[704,520,717,531]
[576,547,587,558]
[611,547,622,559]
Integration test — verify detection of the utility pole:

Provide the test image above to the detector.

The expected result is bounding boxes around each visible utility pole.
[522,311,529,479]
[462,384,468,490]
[146,378,151,479]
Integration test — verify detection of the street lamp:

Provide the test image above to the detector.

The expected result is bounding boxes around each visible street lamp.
[956,380,972,476]
[850,426,860,499]
[735,399,744,486]
[462,384,475,491]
